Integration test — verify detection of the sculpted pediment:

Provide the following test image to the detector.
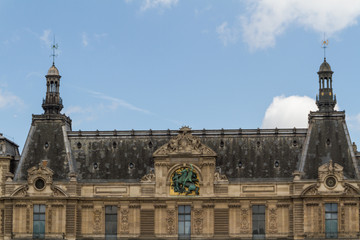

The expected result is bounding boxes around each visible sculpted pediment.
[301,161,360,196]
[153,127,217,157]
[10,160,68,197]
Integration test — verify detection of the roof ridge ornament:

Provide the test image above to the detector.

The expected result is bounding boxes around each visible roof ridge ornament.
[153,127,217,157]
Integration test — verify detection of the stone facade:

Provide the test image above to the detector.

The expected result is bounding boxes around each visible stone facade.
[0,59,360,239]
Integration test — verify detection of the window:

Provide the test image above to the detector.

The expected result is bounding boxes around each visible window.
[178,205,191,239]
[105,206,117,240]
[33,204,45,239]
[325,203,338,239]
[252,205,265,239]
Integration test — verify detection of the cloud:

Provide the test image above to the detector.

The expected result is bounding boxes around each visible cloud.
[347,113,360,130]
[225,0,360,50]
[262,95,317,128]
[126,0,178,12]
[82,32,88,47]
[88,90,150,114]
[39,29,52,48]
[0,89,23,109]
[216,22,240,46]
[194,5,212,16]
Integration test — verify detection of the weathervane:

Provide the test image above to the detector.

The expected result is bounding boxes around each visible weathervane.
[51,36,58,66]
[322,33,328,60]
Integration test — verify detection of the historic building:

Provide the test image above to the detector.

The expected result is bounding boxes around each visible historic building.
[0,58,359,239]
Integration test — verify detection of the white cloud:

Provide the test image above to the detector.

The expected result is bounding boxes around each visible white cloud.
[126,0,178,12]
[262,95,317,128]
[88,90,150,114]
[216,22,239,46]
[141,0,178,11]
[82,32,88,47]
[235,0,360,50]
[194,5,212,16]
[0,89,23,109]
[39,29,52,48]
[347,113,360,130]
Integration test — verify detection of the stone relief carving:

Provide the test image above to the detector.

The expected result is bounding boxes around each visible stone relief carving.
[11,161,68,197]
[341,205,345,232]
[120,209,129,234]
[11,185,28,197]
[93,209,102,233]
[166,209,175,235]
[27,160,54,185]
[140,169,155,183]
[193,209,203,235]
[318,160,343,182]
[240,208,250,233]
[214,171,228,182]
[153,127,217,157]
[268,207,277,233]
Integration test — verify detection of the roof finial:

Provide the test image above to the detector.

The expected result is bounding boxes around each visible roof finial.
[51,35,58,66]
[322,33,328,61]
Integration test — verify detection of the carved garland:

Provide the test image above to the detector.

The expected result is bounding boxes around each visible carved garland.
[120,209,129,234]
[166,209,175,235]
[240,208,250,233]
[268,207,277,233]
[93,209,102,233]
[193,209,203,235]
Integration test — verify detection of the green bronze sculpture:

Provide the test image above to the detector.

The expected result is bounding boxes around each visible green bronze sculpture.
[171,164,199,195]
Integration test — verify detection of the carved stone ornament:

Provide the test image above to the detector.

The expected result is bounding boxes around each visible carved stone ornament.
[93,209,102,233]
[27,160,54,186]
[193,209,203,235]
[240,208,250,233]
[268,207,278,233]
[214,171,228,182]
[153,127,217,157]
[120,209,129,234]
[166,209,175,235]
[318,160,343,183]
[140,169,155,183]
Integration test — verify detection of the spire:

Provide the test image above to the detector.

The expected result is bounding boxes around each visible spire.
[316,58,336,112]
[42,41,63,114]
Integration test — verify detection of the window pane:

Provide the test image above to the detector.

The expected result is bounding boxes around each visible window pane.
[105,206,117,237]
[34,204,39,213]
[178,215,184,221]
[39,214,45,221]
[185,221,191,235]
[185,206,191,213]
[178,222,184,234]
[185,215,191,221]
[179,206,184,213]
[40,205,46,213]
[252,205,265,237]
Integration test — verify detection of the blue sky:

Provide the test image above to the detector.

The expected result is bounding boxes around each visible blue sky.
[1,0,360,151]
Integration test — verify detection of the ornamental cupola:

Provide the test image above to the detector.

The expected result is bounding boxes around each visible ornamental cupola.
[42,63,63,114]
[316,58,336,112]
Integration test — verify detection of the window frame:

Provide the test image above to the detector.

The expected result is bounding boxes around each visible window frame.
[325,203,338,239]
[178,205,191,239]
[105,205,118,240]
[252,205,266,239]
[33,204,46,239]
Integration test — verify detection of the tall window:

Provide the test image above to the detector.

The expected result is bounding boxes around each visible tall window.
[178,205,191,239]
[252,205,265,239]
[325,203,338,239]
[105,206,117,240]
[33,204,45,239]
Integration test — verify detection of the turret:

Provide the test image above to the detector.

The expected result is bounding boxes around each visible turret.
[316,58,336,112]
[42,64,63,114]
